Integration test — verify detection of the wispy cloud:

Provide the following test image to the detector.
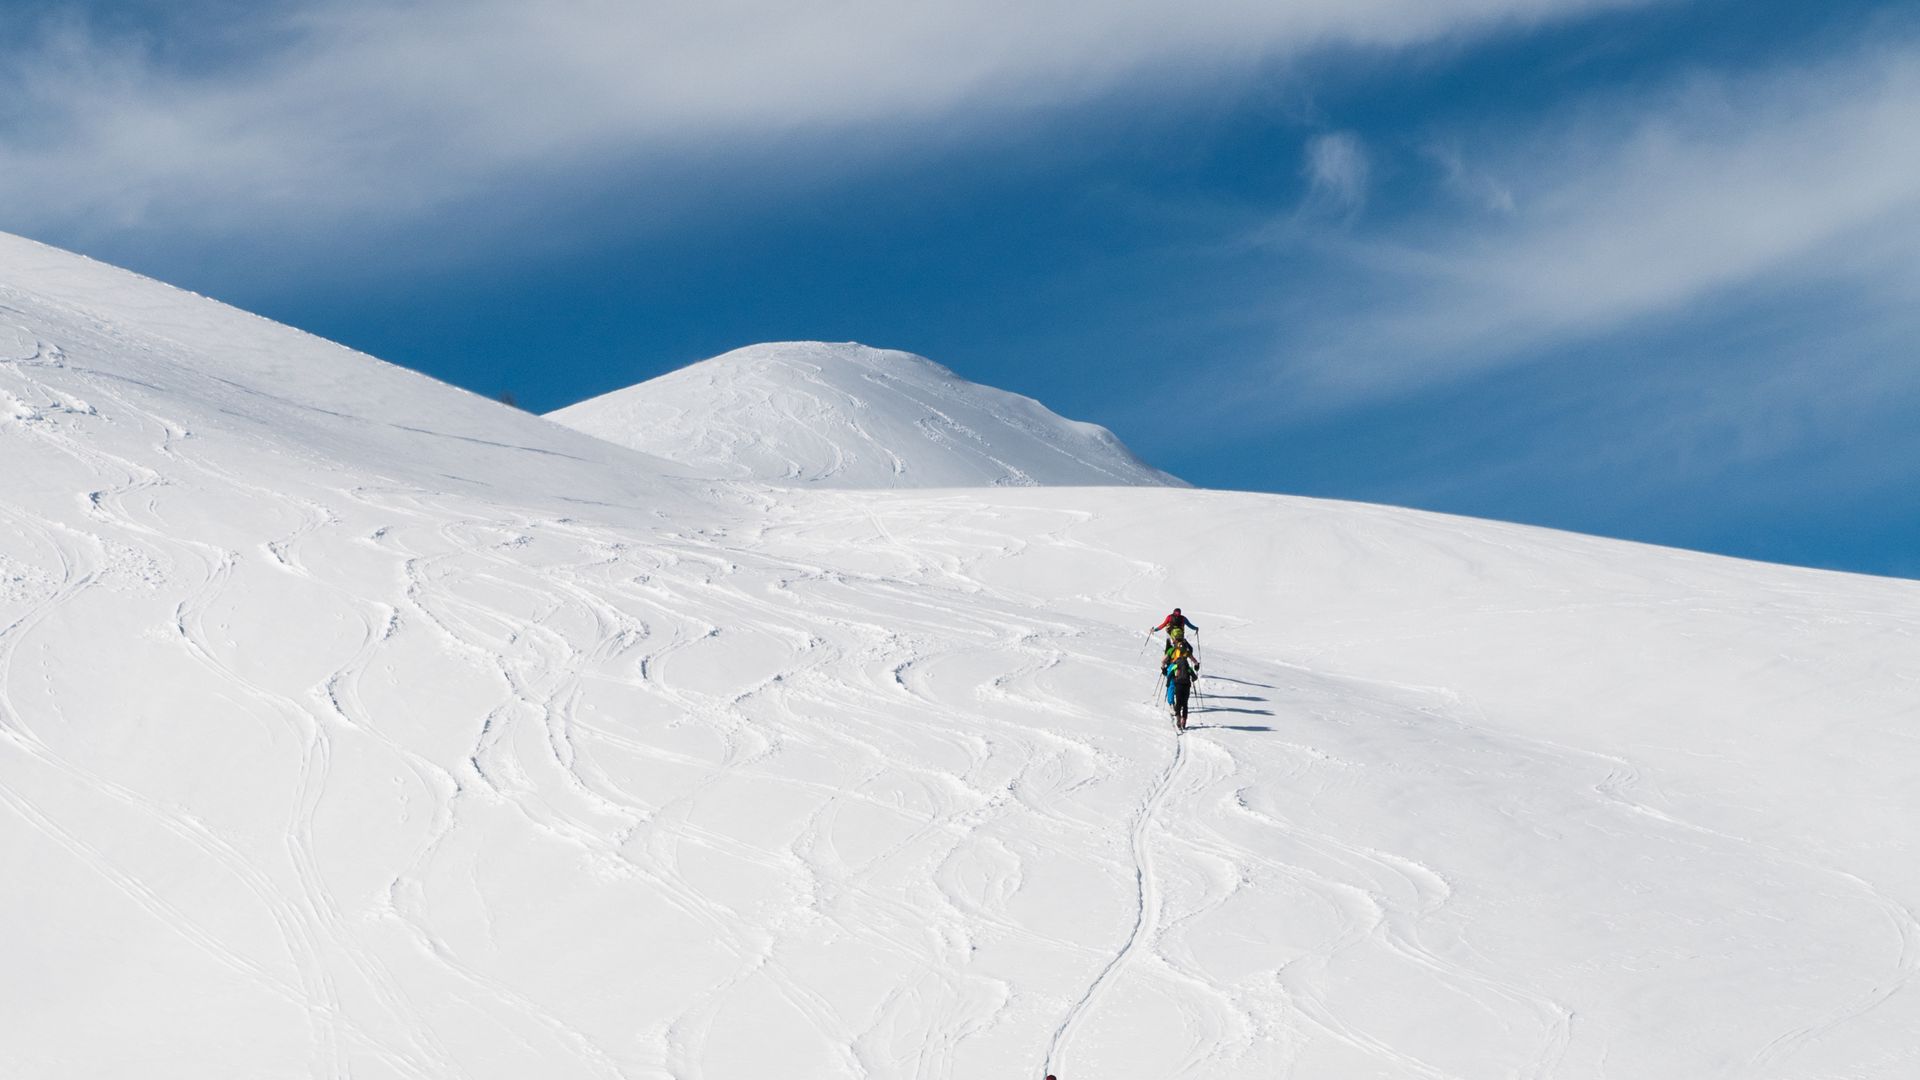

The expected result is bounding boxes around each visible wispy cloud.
[0,0,1652,238]
[1281,38,1920,399]
[1222,33,1920,567]
[1302,132,1370,216]
[1424,142,1515,214]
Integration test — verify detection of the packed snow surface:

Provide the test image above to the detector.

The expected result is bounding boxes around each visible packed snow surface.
[547,341,1182,488]
[4,230,1920,1080]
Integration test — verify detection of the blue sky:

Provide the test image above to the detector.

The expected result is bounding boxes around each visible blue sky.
[5,0,1917,578]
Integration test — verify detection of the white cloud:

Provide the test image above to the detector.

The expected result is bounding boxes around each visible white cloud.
[1425,143,1516,213]
[0,0,1651,235]
[1303,132,1370,215]
[1283,40,1920,399]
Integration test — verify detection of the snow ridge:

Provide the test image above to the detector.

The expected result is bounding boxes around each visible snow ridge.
[548,341,1183,489]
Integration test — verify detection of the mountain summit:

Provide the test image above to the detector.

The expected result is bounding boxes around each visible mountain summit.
[548,342,1182,488]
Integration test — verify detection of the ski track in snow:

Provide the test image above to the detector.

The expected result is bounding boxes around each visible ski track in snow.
[0,376,449,1078]
[6,275,1920,1079]
[1043,723,1186,1077]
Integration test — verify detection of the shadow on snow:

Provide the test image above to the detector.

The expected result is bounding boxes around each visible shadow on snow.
[1203,675,1277,689]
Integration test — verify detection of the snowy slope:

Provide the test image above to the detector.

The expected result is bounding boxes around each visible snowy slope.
[5,233,1920,1080]
[547,341,1182,488]
[0,234,703,517]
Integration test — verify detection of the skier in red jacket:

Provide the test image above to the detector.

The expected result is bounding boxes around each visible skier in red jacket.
[1151,608,1197,635]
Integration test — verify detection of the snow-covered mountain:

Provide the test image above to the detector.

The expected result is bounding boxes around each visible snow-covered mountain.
[4,231,1919,1080]
[547,341,1182,488]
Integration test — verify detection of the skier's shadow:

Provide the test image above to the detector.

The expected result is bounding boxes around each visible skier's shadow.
[1207,675,1277,690]
[1187,723,1275,732]
[1195,705,1272,717]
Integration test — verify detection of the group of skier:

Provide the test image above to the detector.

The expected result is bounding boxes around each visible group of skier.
[1150,608,1201,731]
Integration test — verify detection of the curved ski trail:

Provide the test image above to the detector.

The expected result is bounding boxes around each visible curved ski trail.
[1044,721,1187,1077]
